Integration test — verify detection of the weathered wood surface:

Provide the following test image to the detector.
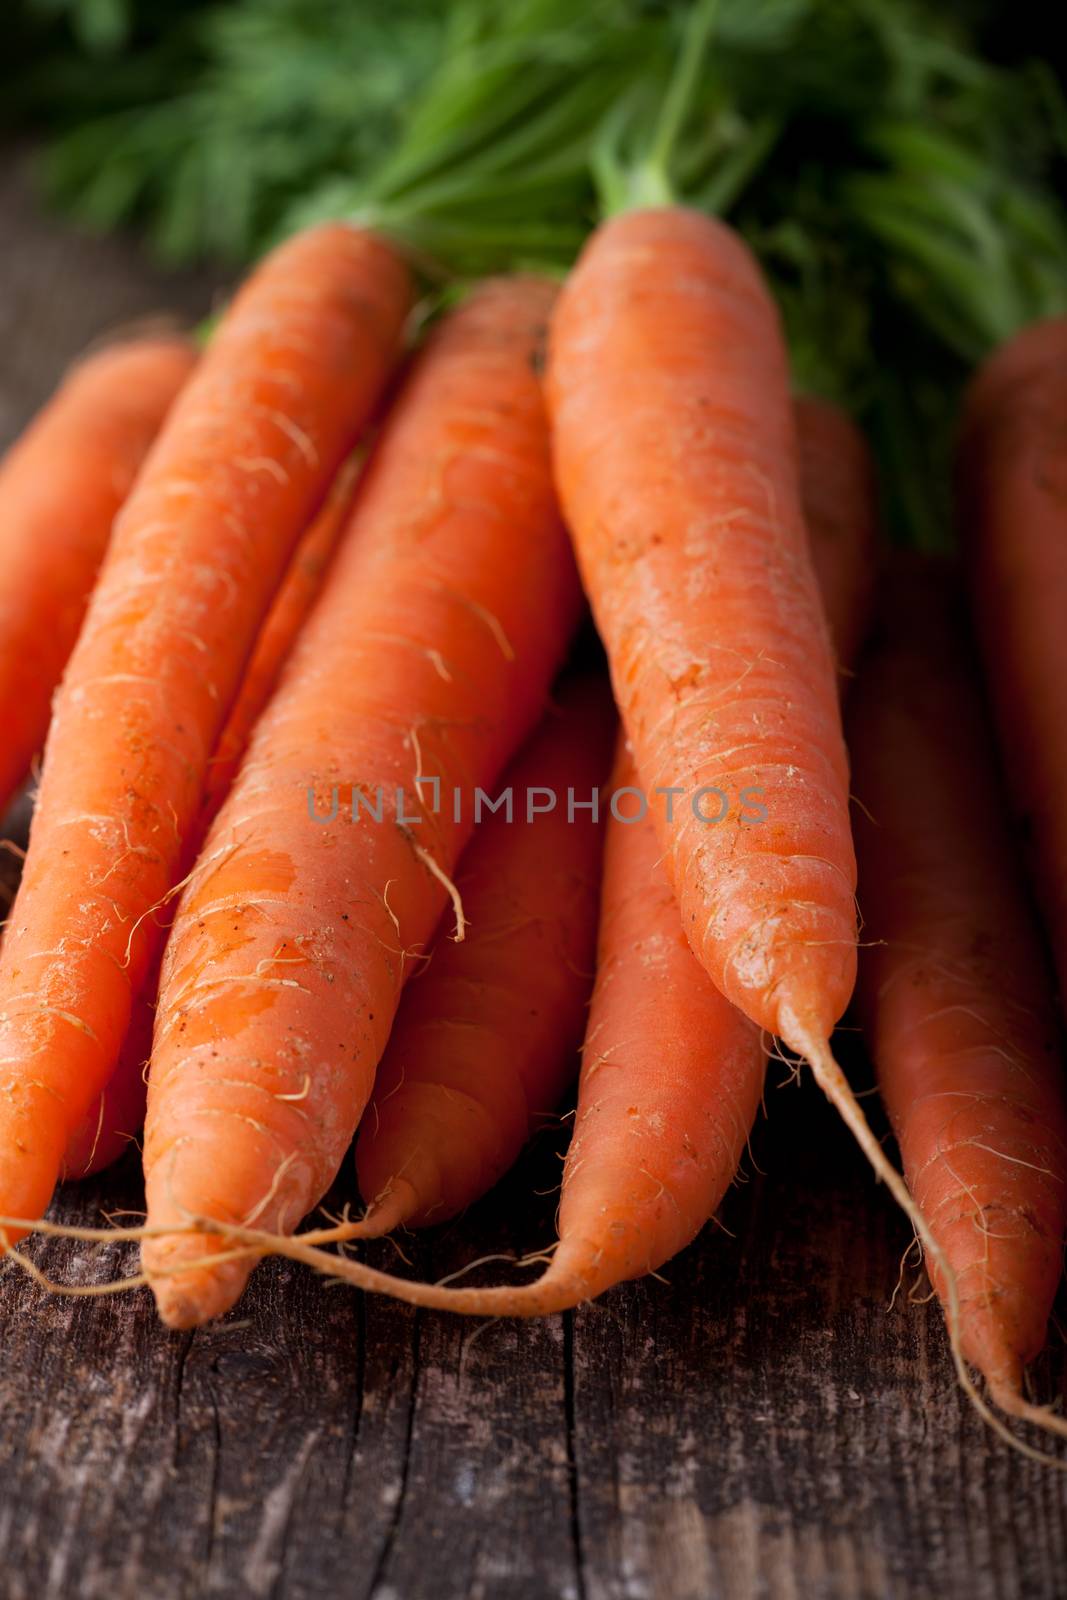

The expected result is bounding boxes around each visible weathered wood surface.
[1,153,1067,1600]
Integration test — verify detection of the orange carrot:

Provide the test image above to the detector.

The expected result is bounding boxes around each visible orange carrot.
[0,336,196,817]
[139,277,583,1326]
[192,391,878,1316]
[546,210,858,1056]
[0,224,412,1240]
[958,320,1067,1014]
[350,672,615,1233]
[491,738,763,1311]
[850,555,1067,1434]
[61,460,364,1179]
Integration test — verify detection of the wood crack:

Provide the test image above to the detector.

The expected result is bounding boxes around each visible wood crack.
[339,1287,368,1517]
[363,1307,421,1600]
[563,1310,588,1600]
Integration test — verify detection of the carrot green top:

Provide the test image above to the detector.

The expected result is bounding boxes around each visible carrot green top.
[123,0,1062,556]
[844,55,1067,365]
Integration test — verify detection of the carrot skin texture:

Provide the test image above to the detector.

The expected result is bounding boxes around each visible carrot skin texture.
[141,277,583,1326]
[546,208,857,1046]
[355,674,616,1228]
[61,464,362,1178]
[0,224,412,1237]
[850,558,1067,1401]
[0,337,196,815]
[959,318,1067,1010]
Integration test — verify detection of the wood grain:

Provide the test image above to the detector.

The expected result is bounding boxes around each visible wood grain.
[1,151,1066,1600]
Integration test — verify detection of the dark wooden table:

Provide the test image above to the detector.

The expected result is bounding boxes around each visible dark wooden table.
[2,154,1066,1600]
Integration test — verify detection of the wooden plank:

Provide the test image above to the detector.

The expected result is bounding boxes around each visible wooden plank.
[3,1100,1066,1600]
[2,148,1067,1600]
[0,1147,583,1600]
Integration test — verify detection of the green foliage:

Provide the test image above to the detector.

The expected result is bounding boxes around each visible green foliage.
[11,0,444,264]
[7,0,998,274]
[283,0,661,276]
[847,119,1067,363]
[25,0,135,57]
[7,0,1066,545]
[6,0,206,121]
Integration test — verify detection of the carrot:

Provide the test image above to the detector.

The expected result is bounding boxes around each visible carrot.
[181,390,878,1317]
[0,224,412,1241]
[0,335,196,817]
[545,211,852,1037]
[850,554,1067,1437]
[139,276,583,1326]
[343,672,615,1234]
[60,460,365,1179]
[496,737,763,1311]
[958,321,1067,1019]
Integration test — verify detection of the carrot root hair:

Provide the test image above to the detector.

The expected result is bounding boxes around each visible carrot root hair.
[0,1208,581,1317]
[781,1019,1067,1466]
[7,1115,1067,1463]
[293,1180,417,1244]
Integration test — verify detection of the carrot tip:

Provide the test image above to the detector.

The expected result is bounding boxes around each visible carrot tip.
[144,1234,255,1329]
[295,1180,417,1246]
[357,1179,418,1238]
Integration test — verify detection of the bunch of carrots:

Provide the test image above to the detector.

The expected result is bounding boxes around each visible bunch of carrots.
[2,0,1067,1461]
